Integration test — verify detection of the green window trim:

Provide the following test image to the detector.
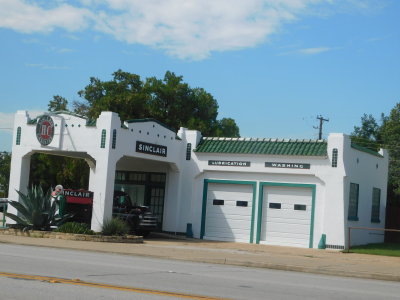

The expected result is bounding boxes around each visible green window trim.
[348,183,359,221]
[200,179,257,243]
[332,148,338,167]
[112,129,117,149]
[256,182,316,248]
[186,143,192,160]
[371,187,381,223]
[100,129,106,148]
[16,127,21,145]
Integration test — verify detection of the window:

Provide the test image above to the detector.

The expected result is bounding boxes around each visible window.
[294,204,306,211]
[269,203,281,209]
[112,129,117,149]
[236,201,248,207]
[213,199,224,205]
[186,143,192,160]
[100,129,106,148]
[332,148,338,167]
[16,127,21,145]
[371,188,381,223]
[348,183,359,221]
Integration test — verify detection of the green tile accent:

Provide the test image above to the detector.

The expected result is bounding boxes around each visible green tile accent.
[256,182,316,248]
[112,129,117,149]
[351,143,383,157]
[195,138,327,156]
[86,119,97,127]
[100,129,106,148]
[16,127,21,145]
[200,179,257,243]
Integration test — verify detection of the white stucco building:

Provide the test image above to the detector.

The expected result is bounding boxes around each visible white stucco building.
[8,111,389,249]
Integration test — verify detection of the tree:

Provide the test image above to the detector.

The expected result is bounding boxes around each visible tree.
[351,114,383,151]
[213,118,240,137]
[380,103,400,195]
[0,152,11,197]
[351,103,400,196]
[48,95,69,112]
[75,70,239,137]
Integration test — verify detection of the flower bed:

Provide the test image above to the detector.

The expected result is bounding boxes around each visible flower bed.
[0,228,143,243]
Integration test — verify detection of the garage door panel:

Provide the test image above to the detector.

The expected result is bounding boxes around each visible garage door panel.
[261,185,313,248]
[266,222,310,234]
[207,207,252,216]
[206,217,251,229]
[266,217,310,225]
[204,183,253,242]
[206,228,250,236]
[267,210,310,220]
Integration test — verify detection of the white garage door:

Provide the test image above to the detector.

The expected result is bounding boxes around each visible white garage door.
[204,183,253,242]
[260,186,312,248]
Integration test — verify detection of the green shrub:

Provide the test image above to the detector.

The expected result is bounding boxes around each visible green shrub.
[101,217,129,236]
[55,222,95,235]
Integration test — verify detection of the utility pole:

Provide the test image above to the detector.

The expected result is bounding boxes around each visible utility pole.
[314,115,329,140]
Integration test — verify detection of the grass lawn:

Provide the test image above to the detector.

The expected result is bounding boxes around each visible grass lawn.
[349,243,400,257]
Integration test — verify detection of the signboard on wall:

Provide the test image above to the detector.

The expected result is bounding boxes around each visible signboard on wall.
[36,115,54,146]
[265,162,311,169]
[208,160,251,167]
[136,141,167,157]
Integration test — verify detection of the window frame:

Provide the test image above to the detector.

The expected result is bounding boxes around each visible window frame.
[348,183,359,221]
[371,187,381,223]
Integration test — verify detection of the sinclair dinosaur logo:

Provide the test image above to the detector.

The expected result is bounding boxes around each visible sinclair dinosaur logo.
[36,115,54,146]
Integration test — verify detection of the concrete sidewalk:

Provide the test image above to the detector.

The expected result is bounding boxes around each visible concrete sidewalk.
[0,233,399,282]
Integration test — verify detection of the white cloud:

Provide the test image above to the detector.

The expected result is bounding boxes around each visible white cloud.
[26,63,70,70]
[0,0,367,59]
[0,0,93,33]
[298,47,332,55]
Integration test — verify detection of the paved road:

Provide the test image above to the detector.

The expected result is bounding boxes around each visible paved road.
[0,244,399,300]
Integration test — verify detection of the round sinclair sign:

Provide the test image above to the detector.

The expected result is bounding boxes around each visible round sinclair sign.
[36,115,54,146]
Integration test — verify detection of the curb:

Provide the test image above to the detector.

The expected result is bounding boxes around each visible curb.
[0,228,143,243]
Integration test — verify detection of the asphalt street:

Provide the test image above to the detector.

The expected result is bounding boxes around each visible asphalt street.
[0,243,399,300]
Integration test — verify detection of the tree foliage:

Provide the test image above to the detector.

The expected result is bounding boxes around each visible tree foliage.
[48,95,68,112]
[351,103,400,196]
[29,153,89,192]
[351,113,383,152]
[380,103,400,195]
[0,152,11,197]
[75,70,239,137]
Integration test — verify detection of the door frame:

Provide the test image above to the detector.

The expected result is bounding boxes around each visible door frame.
[256,182,316,248]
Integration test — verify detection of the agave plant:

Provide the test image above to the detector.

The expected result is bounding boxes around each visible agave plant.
[5,185,72,231]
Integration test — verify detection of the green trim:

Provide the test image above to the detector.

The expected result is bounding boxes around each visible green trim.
[348,182,359,221]
[351,143,383,158]
[100,129,106,148]
[126,118,175,133]
[195,138,327,156]
[86,119,97,127]
[16,127,21,145]
[112,129,117,149]
[200,179,257,243]
[256,182,316,248]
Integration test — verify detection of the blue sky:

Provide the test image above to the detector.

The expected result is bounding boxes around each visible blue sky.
[0,0,399,151]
